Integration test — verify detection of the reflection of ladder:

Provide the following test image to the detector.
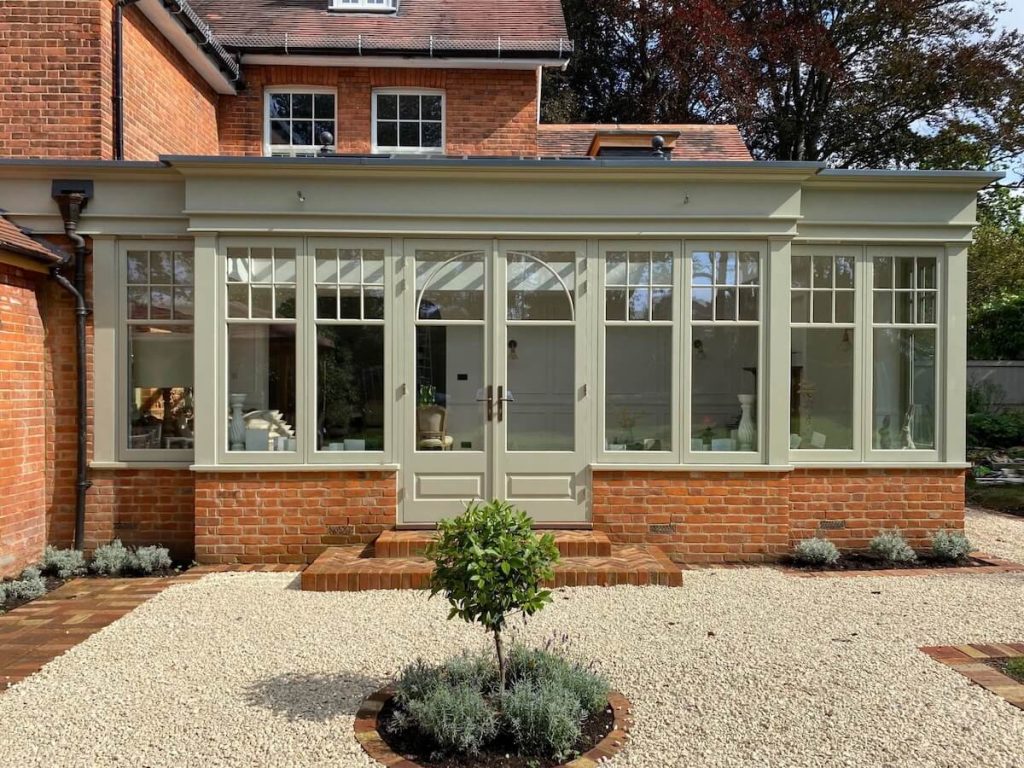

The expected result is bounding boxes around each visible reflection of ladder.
[416,330,432,387]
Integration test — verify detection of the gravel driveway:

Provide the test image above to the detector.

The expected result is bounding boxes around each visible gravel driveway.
[1,512,1022,768]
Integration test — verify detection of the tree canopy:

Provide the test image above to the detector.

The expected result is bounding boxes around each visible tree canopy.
[543,0,1024,170]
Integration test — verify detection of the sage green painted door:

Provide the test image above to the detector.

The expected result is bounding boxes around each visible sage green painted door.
[400,239,590,524]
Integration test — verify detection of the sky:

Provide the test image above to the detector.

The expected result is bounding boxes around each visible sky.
[1003,0,1024,30]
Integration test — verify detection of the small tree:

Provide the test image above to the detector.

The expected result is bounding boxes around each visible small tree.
[427,500,560,691]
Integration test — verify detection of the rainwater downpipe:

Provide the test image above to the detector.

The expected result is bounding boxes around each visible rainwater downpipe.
[113,0,142,160]
[51,183,93,551]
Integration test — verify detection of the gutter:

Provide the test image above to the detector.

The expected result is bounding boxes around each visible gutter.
[50,181,94,552]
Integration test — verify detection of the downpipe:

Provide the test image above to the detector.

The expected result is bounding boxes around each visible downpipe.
[51,185,93,551]
[113,0,142,160]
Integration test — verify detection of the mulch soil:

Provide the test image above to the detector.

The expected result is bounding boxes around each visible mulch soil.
[378,696,615,768]
[985,657,1024,684]
[786,554,993,572]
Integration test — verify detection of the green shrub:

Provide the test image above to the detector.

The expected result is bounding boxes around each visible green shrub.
[128,545,172,575]
[967,411,1024,448]
[90,540,132,576]
[395,653,498,707]
[1005,657,1024,681]
[427,500,559,690]
[507,644,609,715]
[869,529,917,564]
[931,529,973,563]
[402,683,498,757]
[7,567,47,601]
[501,679,583,761]
[41,546,86,579]
[792,537,841,566]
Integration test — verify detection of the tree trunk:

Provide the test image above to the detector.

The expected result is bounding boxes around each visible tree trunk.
[494,629,506,692]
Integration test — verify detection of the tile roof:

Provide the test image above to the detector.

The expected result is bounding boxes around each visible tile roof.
[187,0,571,57]
[537,124,753,161]
[0,216,64,264]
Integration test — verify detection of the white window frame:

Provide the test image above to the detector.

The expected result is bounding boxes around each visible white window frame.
[597,240,682,464]
[329,0,397,11]
[118,240,196,464]
[683,240,767,465]
[787,245,863,463]
[372,88,446,155]
[863,245,943,463]
[263,87,337,158]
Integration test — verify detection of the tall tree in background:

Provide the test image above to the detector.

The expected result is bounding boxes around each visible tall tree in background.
[545,0,1024,169]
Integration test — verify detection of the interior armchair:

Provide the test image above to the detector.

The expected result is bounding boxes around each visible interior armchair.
[416,404,454,451]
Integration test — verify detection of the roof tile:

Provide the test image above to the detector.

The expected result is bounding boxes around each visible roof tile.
[0,216,64,264]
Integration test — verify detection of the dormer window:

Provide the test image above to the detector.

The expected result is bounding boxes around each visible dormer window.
[372,89,445,154]
[329,0,397,11]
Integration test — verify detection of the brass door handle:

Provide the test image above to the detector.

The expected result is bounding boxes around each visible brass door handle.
[497,385,504,422]
[475,385,493,421]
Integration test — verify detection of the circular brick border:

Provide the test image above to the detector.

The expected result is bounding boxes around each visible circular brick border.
[354,685,633,767]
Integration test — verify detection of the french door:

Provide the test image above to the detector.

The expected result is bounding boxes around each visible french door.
[400,239,590,524]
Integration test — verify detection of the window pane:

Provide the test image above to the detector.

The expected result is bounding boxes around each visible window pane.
[423,95,443,120]
[791,254,811,288]
[377,120,398,147]
[127,251,149,284]
[173,287,194,320]
[275,287,296,319]
[363,250,385,284]
[317,287,337,319]
[316,254,338,283]
[917,257,937,289]
[399,122,419,147]
[227,324,297,451]
[377,94,397,120]
[895,258,914,288]
[251,251,273,283]
[507,251,575,322]
[873,257,893,288]
[605,288,626,320]
[251,286,273,318]
[291,121,312,146]
[872,328,936,449]
[628,252,650,284]
[692,252,713,286]
[173,252,194,285]
[227,284,249,318]
[399,95,420,119]
[835,256,855,289]
[150,287,172,320]
[628,287,650,321]
[691,326,758,451]
[270,121,291,146]
[317,326,385,451]
[651,288,672,321]
[791,289,810,323]
[292,94,313,119]
[314,94,335,119]
[128,287,149,319]
[128,325,194,451]
[150,251,173,284]
[919,292,936,324]
[895,291,914,323]
[738,287,758,321]
[813,255,833,287]
[652,251,673,284]
[364,287,385,320]
[739,252,759,285]
[416,250,485,321]
[507,326,575,451]
[714,252,736,284]
[692,287,713,320]
[314,121,334,146]
[714,287,736,320]
[606,326,672,451]
[269,93,290,118]
[415,325,485,451]
[338,286,361,319]
[422,122,443,148]
[275,254,296,283]
[226,249,248,282]
[812,290,832,323]
[872,291,891,324]
[790,328,854,450]
[606,252,627,285]
[835,291,855,323]
[338,250,361,283]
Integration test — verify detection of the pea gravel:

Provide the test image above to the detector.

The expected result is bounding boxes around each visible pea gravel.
[0,512,1022,768]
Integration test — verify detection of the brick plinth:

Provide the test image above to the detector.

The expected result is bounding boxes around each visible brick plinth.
[592,468,966,564]
[194,471,397,565]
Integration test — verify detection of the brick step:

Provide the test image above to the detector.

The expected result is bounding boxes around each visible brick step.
[301,543,683,592]
[375,529,612,559]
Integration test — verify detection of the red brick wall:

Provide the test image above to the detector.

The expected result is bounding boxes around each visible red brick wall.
[119,3,220,159]
[0,1,110,158]
[0,262,48,576]
[194,471,397,564]
[593,468,966,564]
[218,66,539,156]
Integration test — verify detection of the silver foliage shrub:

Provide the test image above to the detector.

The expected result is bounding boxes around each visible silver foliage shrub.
[869,529,917,563]
[507,643,609,715]
[501,679,583,761]
[792,537,841,566]
[931,529,973,563]
[90,540,132,576]
[42,546,87,579]
[403,683,498,757]
[7,567,47,601]
[129,545,172,575]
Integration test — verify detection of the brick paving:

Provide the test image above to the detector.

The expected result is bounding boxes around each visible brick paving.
[921,642,1024,710]
[0,565,301,692]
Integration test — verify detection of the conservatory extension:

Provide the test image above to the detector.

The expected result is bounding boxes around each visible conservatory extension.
[0,156,995,564]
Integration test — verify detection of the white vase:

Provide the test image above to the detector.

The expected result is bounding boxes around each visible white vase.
[229,393,247,451]
[737,394,756,451]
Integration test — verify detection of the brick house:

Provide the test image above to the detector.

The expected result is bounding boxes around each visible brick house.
[0,0,997,578]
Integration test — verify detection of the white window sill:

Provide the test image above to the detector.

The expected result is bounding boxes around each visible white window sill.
[590,463,794,473]
[90,461,192,470]
[189,464,400,473]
